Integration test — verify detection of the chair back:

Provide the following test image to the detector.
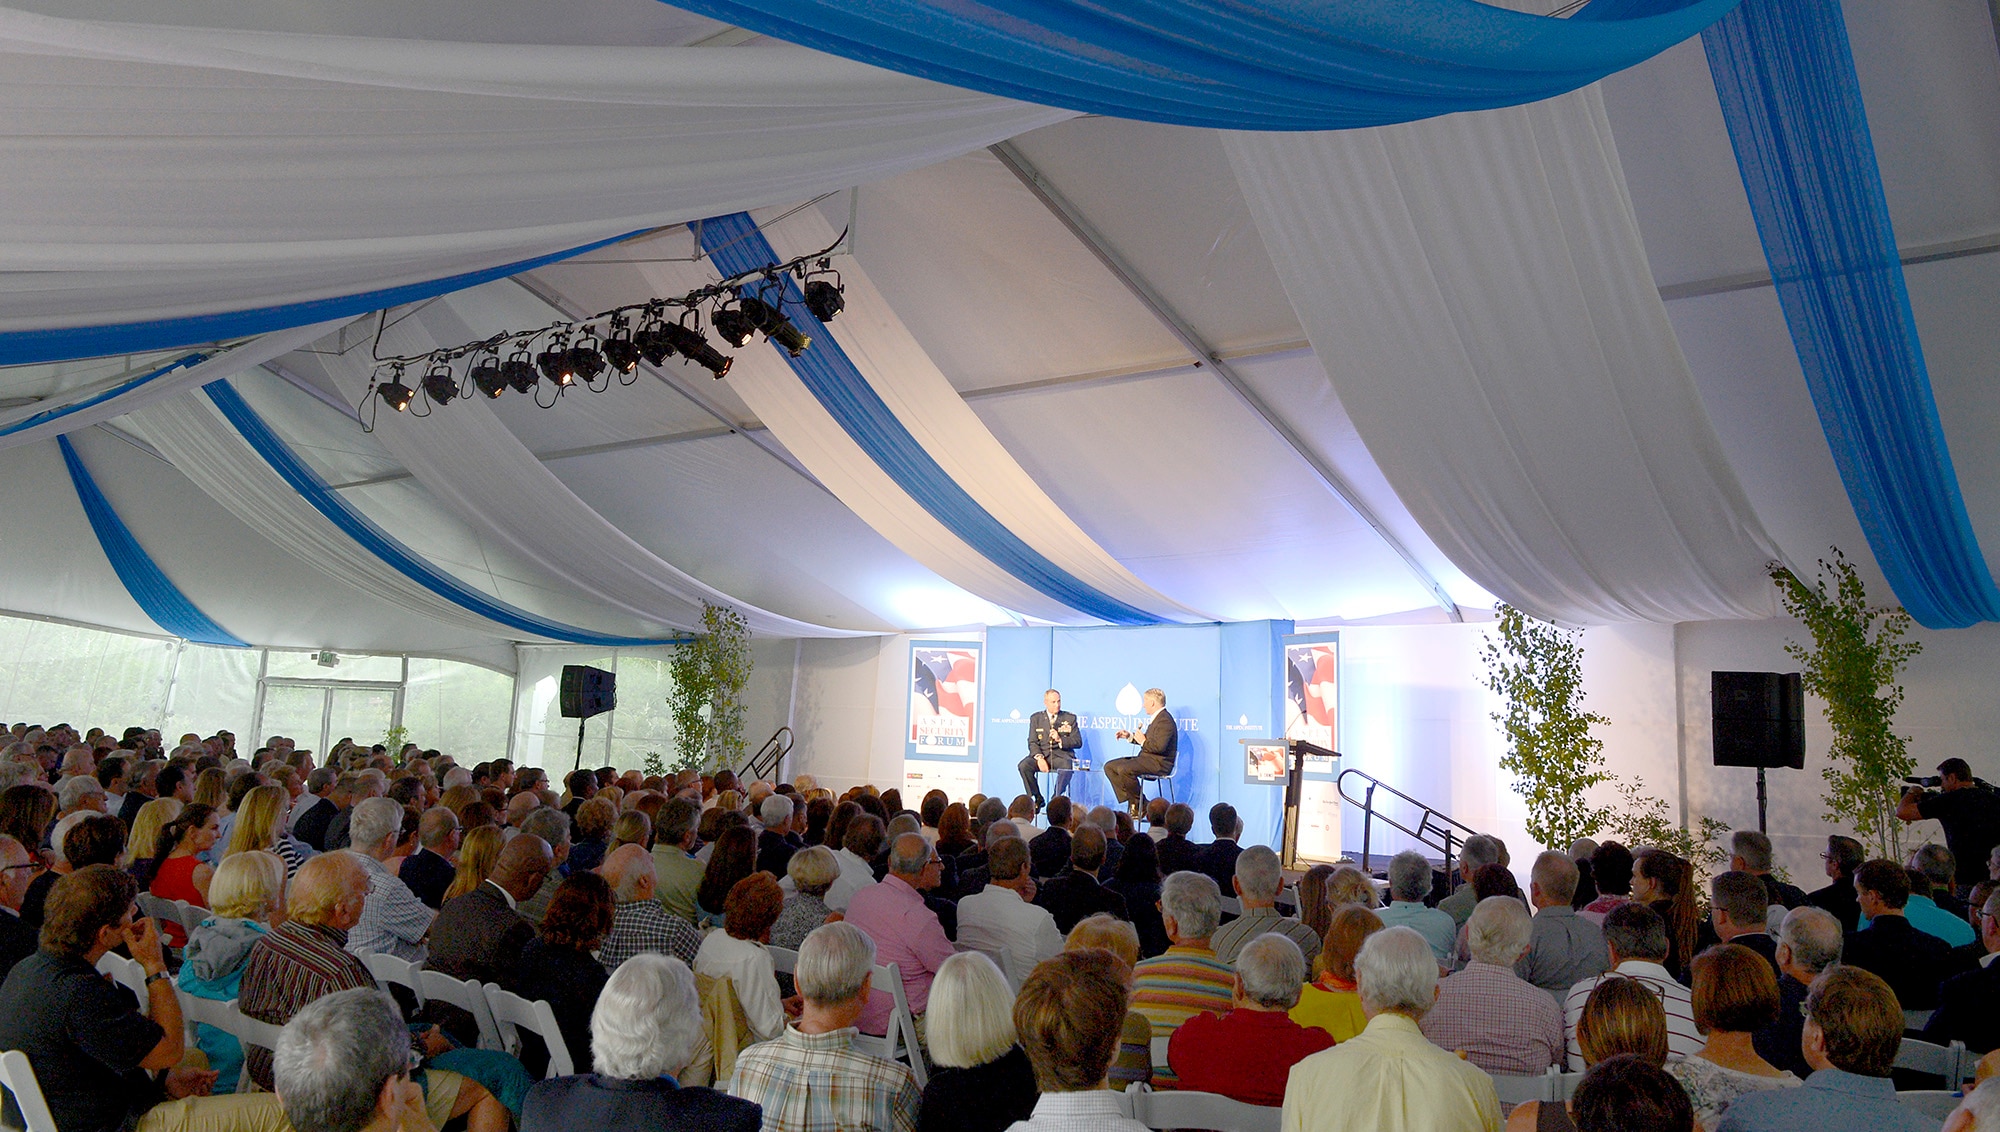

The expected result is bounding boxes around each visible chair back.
[768,946,799,975]
[1149,1034,1171,1072]
[94,952,150,1014]
[1892,1037,1965,1081]
[850,961,927,1087]
[0,1050,60,1132]
[1129,1087,1281,1132]
[135,893,182,932]
[483,984,575,1078]
[1904,1008,1935,1031]
[1895,1090,1966,1121]
[361,952,426,1006]
[173,991,269,1093]
[1217,895,1244,917]
[419,970,502,1050]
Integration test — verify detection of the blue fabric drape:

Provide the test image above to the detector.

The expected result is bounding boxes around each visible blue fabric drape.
[657,0,1740,131]
[1702,0,2000,628]
[58,435,249,647]
[202,380,691,646]
[0,233,638,367]
[0,354,209,439]
[697,212,1162,625]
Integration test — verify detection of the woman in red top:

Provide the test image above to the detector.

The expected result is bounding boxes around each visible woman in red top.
[149,802,219,946]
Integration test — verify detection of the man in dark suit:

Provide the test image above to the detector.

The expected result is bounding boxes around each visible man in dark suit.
[115,760,158,830]
[1921,889,2000,1053]
[756,794,800,878]
[1033,826,1128,934]
[1842,859,1953,1010]
[1156,803,1202,878]
[289,767,338,852]
[1806,834,1865,932]
[1105,687,1177,818]
[0,834,39,976]
[1754,905,1843,1077]
[1711,870,1783,978]
[1731,830,1808,909]
[400,808,460,910]
[428,834,554,988]
[1030,796,1075,880]
[1195,803,1243,895]
[1018,689,1084,811]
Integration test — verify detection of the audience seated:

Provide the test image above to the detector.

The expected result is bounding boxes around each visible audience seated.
[1064,915,1153,1090]
[958,836,1064,989]
[1755,906,1843,1077]
[1806,836,1866,934]
[514,807,574,925]
[1923,887,2000,1054]
[272,987,431,1132]
[400,807,460,910]
[1292,902,1384,1042]
[1374,849,1457,967]
[1031,825,1127,934]
[1440,835,1504,927]
[1887,863,1978,948]
[917,952,1038,1132]
[772,845,840,951]
[344,796,435,963]
[1423,896,1564,1076]
[1104,833,1169,958]
[694,873,788,1043]
[728,922,920,1132]
[1169,933,1332,1105]
[1732,831,1807,911]
[1715,965,1935,1132]
[178,850,285,1094]
[1130,870,1232,1089]
[1508,974,1674,1132]
[428,834,555,987]
[1027,796,1074,880]
[845,833,953,1037]
[1192,803,1243,895]
[1007,949,1152,1132]
[1841,859,1952,1010]
[1666,944,1800,1129]
[1282,925,1501,1132]
[0,833,37,974]
[1517,851,1609,1000]
[1571,1054,1694,1132]
[1578,841,1634,923]
[757,794,802,878]
[1709,870,1782,978]
[650,798,708,924]
[522,953,760,1132]
[1565,901,1701,1063]
[597,843,702,970]
[1633,849,1700,984]
[1155,803,1201,878]
[147,803,219,947]
[1212,844,1320,963]
[519,873,616,1076]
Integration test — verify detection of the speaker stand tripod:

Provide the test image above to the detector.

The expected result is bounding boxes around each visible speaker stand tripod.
[574,716,587,773]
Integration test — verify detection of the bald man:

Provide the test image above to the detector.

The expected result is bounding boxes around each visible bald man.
[428,835,552,987]
[596,844,702,970]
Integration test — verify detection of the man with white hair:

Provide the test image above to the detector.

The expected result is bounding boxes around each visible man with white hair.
[1421,896,1564,1075]
[1212,844,1321,963]
[1923,887,2000,1056]
[1131,870,1234,1089]
[1281,926,1501,1132]
[1945,1078,2000,1132]
[1169,933,1333,1105]
[1375,849,1456,966]
[1515,851,1608,1000]
[343,796,434,962]
[522,953,761,1131]
[272,988,423,1132]
[729,922,920,1132]
[1756,905,1844,1077]
[1439,835,1502,926]
[55,773,106,817]
[756,793,799,878]
[596,843,702,969]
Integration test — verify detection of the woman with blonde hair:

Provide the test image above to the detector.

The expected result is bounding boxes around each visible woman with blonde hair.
[1324,863,1379,910]
[1065,914,1152,1090]
[122,796,182,877]
[1291,903,1383,1041]
[191,766,227,809]
[1507,975,1671,1132]
[223,784,301,876]
[919,952,1037,1132]
[179,850,286,1092]
[443,824,504,903]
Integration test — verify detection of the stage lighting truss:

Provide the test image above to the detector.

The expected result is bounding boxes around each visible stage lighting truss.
[356,235,846,431]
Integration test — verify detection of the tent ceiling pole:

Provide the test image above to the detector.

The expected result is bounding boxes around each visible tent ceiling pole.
[989,142,1461,620]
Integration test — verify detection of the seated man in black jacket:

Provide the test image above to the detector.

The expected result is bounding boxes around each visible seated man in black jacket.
[1843,858,1952,1010]
[1028,796,1075,881]
[0,834,40,976]
[1033,826,1127,935]
[1922,888,2000,1053]
[1807,835,1866,932]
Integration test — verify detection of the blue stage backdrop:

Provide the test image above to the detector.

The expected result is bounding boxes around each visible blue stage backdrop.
[982,621,1292,847]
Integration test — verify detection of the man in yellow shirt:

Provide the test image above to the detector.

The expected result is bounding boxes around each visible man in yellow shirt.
[1281,926,1500,1132]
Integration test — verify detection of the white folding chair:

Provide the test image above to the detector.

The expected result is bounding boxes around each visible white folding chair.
[95,952,150,1014]
[231,1005,286,1075]
[361,952,426,1007]
[1547,1070,1585,1102]
[1892,1037,1967,1080]
[768,946,799,975]
[135,893,182,932]
[483,984,575,1078]
[0,1049,60,1132]
[174,991,258,1094]
[1490,1068,1555,1107]
[1150,1034,1172,1073]
[1896,1090,1966,1121]
[852,962,927,1087]
[1217,895,1244,918]
[1904,1009,1935,1031]
[1129,1087,1281,1132]
[420,970,502,1051]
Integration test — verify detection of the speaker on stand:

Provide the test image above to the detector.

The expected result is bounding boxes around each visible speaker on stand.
[560,665,617,772]
[1711,671,1805,833]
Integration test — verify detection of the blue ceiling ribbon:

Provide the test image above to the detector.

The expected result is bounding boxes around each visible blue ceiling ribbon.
[698,212,1162,625]
[1702,0,2000,628]
[203,379,692,646]
[58,434,249,647]
[0,353,208,440]
[657,0,1740,131]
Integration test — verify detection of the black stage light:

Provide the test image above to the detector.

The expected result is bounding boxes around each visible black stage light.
[804,278,845,323]
[634,321,675,368]
[710,305,757,349]
[537,345,574,387]
[501,347,539,393]
[741,296,811,357]
[469,353,507,398]
[422,359,459,406]
[376,372,416,412]
[566,332,607,385]
[661,323,734,379]
[603,330,641,375]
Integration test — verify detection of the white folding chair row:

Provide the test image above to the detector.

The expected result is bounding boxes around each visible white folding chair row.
[1897,1090,1967,1121]
[1150,1034,1171,1072]
[1128,1085,1280,1132]
[0,1049,59,1132]
[484,984,575,1079]
[1217,895,1244,917]
[173,991,281,1094]
[135,894,203,938]
[1893,1037,1972,1084]
[771,946,925,1087]
[1903,1009,1935,1031]
[1489,1066,1584,1106]
[95,952,149,1014]
[362,952,426,1008]
[419,970,503,1053]
[379,960,573,1079]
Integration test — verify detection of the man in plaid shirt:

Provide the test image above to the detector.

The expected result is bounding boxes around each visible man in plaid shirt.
[1421,895,1566,1076]
[729,922,919,1132]
[597,845,702,969]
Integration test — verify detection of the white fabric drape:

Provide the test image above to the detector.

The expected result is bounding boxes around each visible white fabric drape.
[0,321,345,449]
[309,297,868,639]
[1224,88,1783,624]
[0,3,1071,332]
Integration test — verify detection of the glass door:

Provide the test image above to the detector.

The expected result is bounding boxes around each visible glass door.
[255,680,402,753]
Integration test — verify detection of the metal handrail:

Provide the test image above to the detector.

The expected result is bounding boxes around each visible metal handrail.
[741,726,793,783]
[1335,766,1483,880]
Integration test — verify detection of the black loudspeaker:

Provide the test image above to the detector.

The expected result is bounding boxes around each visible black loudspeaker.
[560,665,617,719]
[1712,671,1805,769]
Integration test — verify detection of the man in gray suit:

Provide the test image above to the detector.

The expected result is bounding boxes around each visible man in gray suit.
[1105,687,1177,818]
[1018,688,1084,810]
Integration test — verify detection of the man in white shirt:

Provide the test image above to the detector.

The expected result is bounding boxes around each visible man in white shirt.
[957,836,1064,989]
[1564,900,1701,1063]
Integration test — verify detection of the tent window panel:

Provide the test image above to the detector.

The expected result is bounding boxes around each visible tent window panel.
[161,644,258,742]
[0,613,175,730]
[403,658,511,762]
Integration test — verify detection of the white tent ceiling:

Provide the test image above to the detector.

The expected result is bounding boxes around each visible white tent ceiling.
[2,0,1998,664]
